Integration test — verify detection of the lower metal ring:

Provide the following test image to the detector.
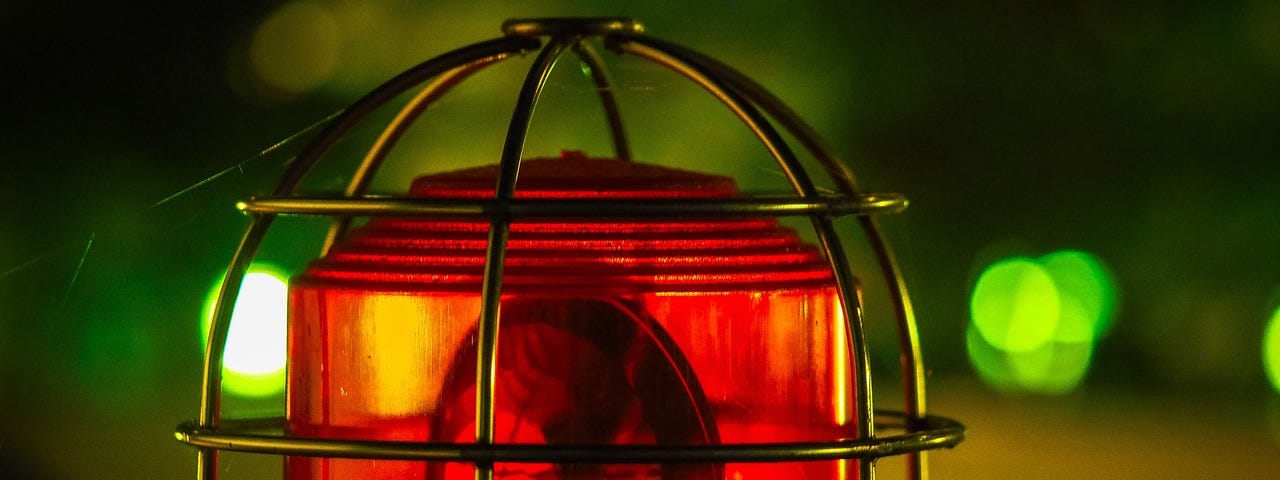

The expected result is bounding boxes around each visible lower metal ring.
[175,411,963,463]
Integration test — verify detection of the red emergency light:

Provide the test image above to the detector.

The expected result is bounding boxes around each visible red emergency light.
[177,17,963,480]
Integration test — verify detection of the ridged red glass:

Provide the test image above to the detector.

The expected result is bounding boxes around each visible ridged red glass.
[286,155,857,479]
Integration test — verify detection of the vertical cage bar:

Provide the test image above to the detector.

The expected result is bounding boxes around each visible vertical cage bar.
[474,35,577,480]
[197,214,276,480]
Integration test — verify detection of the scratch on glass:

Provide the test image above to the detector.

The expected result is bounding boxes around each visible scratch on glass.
[62,232,96,298]
[0,245,77,281]
[147,109,342,210]
[1,109,343,281]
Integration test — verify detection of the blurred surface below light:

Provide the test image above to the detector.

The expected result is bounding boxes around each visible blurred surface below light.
[248,0,341,96]
[201,265,289,397]
[967,250,1116,395]
[1007,338,1093,395]
[1264,305,1280,393]
[964,324,1094,395]
[965,324,1018,392]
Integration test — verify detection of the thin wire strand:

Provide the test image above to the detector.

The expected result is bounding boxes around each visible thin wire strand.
[0,111,342,284]
[571,39,631,160]
[149,110,343,210]
[61,232,95,299]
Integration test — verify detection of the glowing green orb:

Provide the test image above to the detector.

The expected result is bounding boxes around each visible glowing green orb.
[201,265,289,398]
[1039,250,1117,342]
[967,250,1112,395]
[970,258,1061,353]
[1264,306,1280,393]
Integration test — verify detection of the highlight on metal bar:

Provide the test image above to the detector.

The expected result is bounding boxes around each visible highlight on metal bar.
[571,39,631,160]
[474,34,579,480]
[176,411,964,463]
[238,194,908,218]
[502,17,644,38]
[813,226,873,480]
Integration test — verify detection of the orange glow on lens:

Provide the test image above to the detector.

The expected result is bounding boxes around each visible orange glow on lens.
[286,156,859,479]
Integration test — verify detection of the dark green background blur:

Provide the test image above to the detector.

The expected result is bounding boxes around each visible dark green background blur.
[3,1,1279,478]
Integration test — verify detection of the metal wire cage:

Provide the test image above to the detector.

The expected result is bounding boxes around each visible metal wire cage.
[175,17,964,480]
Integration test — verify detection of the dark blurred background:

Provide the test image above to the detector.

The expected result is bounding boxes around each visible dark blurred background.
[3,1,1279,478]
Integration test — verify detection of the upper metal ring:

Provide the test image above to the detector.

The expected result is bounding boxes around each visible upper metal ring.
[502,17,644,38]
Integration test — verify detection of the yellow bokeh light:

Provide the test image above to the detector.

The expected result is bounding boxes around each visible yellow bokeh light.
[248,0,341,95]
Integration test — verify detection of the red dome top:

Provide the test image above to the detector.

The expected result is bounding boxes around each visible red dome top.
[295,154,834,294]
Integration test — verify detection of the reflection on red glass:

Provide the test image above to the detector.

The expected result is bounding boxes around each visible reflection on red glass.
[286,155,857,479]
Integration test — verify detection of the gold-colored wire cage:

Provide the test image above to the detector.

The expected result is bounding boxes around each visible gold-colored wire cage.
[175,17,964,480]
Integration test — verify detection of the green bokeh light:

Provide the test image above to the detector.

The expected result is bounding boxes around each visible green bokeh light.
[201,265,289,398]
[970,257,1061,353]
[1040,250,1117,342]
[967,320,1095,395]
[1264,306,1280,393]
[968,250,1112,394]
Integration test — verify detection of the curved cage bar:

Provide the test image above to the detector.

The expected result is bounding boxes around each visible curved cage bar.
[472,32,582,480]
[607,35,877,478]
[321,59,501,253]
[610,33,933,477]
[181,17,963,480]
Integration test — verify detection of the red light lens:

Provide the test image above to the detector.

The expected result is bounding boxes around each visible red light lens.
[286,157,857,479]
